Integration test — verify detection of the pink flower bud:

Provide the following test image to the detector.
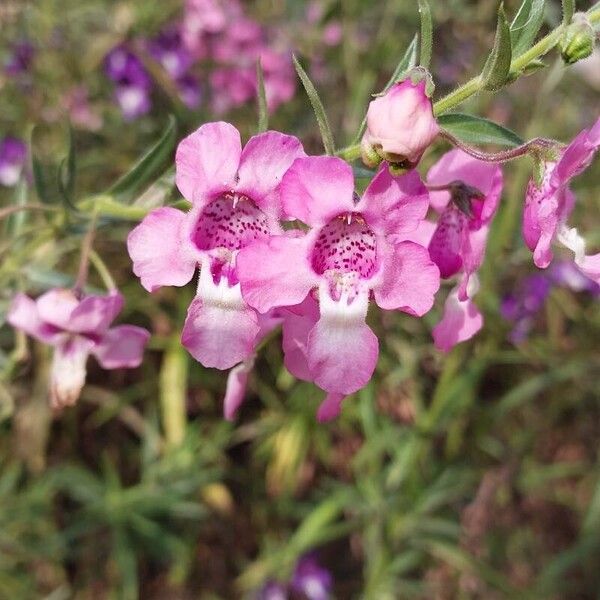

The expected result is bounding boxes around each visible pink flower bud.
[363,78,439,167]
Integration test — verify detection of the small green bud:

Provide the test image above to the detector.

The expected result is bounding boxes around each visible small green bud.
[360,139,382,169]
[559,13,595,65]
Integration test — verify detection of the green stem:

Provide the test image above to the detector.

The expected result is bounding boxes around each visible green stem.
[89,249,117,291]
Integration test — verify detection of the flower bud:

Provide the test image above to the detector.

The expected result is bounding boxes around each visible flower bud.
[362,76,439,168]
[50,339,90,410]
[559,13,595,65]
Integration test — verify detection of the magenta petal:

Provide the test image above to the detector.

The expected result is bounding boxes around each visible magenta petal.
[375,241,440,315]
[223,362,251,420]
[576,253,600,284]
[281,156,355,225]
[175,121,241,204]
[359,165,429,235]
[307,288,378,395]
[236,131,305,217]
[181,287,260,370]
[317,393,345,422]
[36,289,79,330]
[68,292,124,335]
[281,296,320,382]
[432,289,483,352]
[237,234,317,313]
[127,207,197,292]
[7,293,62,343]
[393,219,437,246]
[93,325,150,369]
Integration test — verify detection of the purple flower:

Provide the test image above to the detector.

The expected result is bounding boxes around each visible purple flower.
[291,554,333,600]
[255,581,288,600]
[4,41,35,76]
[176,73,202,109]
[550,260,600,295]
[0,137,27,187]
[148,28,193,80]
[7,289,150,409]
[114,84,152,120]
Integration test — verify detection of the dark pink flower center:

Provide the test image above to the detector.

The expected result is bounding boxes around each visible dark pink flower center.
[192,193,270,252]
[311,214,377,278]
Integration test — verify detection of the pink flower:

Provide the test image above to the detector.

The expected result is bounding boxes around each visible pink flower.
[127,122,305,373]
[7,289,149,409]
[236,156,439,400]
[362,78,439,167]
[523,117,600,282]
[424,149,503,351]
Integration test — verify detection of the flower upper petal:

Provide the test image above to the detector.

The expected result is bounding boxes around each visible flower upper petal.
[281,156,355,226]
[175,121,241,204]
[433,286,483,352]
[68,292,124,335]
[7,293,62,344]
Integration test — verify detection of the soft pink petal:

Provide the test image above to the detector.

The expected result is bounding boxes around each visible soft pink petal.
[576,253,600,284]
[68,292,124,335]
[281,296,320,382]
[49,336,93,410]
[427,149,503,221]
[280,156,355,226]
[375,241,440,315]
[237,233,318,313]
[236,131,305,217]
[317,393,346,422]
[175,121,241,205]
[432,289,483,352]
[127,207,197,292]
[7,293,62,343]
[307,287,378,395]
[36,289,80,331]
[393,219,437,246]
[223,361,251,420]
[181,267,260,370]
[553,120,600,185]
[359,165,429,235]
[92,325,150,369]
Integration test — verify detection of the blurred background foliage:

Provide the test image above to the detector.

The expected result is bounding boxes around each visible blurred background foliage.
[1,0,600,598]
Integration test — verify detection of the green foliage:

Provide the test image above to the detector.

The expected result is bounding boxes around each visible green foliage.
[510,0,546,57]
[481,3,513,91]
[438,113,524,147]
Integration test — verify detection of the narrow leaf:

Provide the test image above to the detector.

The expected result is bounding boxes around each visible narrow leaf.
[418,0,433,69]
[437,113,524,147]
[562,0,575,24]
[57,124,77,210]
[481,3,513,91]
[256,58,268,133]
[510,0,546,57]
[293,54,335,155]
[30,126,59,205]
[353,35,418,143]
[108,115,177,202]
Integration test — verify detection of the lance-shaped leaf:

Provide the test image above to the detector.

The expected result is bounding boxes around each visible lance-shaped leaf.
[418,0,433,69]
[562,0,575,24]
[293,54,335,155]
[108,115,176,203]
[353,35,418,143]
[438,113,524,147]
[510,0,546,57]
[481,3,513,91]
[256,58,268,134]
[57,124,77,210]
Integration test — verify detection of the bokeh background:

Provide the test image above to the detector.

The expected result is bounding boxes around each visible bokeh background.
[1,0,600,598]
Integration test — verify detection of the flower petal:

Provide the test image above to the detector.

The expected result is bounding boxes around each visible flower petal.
[375,241,440,316]
[68,292,124,335]
[50,336,93,410]
[281,156,355,226]
[359,165,429,235]
[316,393,346,422]
[181,267,260,370]
[236,131,305,217]
[7,293,62,343]
[237,233,318,313]
[223,361,251,420]
[432,287,483,352]
[93,325,150,369]
[307,286,378,395]
[127,207,197,292]
[175,121,241,204]
[36,289,79,331]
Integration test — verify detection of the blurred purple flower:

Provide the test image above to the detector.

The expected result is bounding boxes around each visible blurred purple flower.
[291,554,333,600]
[176,73,202,109]
[64,87,103,131]
[0,137,27,187]
[550,260,600,295]
[114,84,152,120]
[148,28,193,80]
[256,581,288,600]
[4,41,35,76]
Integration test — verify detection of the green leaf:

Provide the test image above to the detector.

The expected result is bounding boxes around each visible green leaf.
[57,124,77,210]
[293,54,335,155]
[256,58,268,133]
[510,0,546,57]
[108,115,177,203]
[562,0,575,24]
[481,3,513,91]
[30,126,60,205]
[353,35,418,143]
[418,0,433,69]
[437,113,524,147]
